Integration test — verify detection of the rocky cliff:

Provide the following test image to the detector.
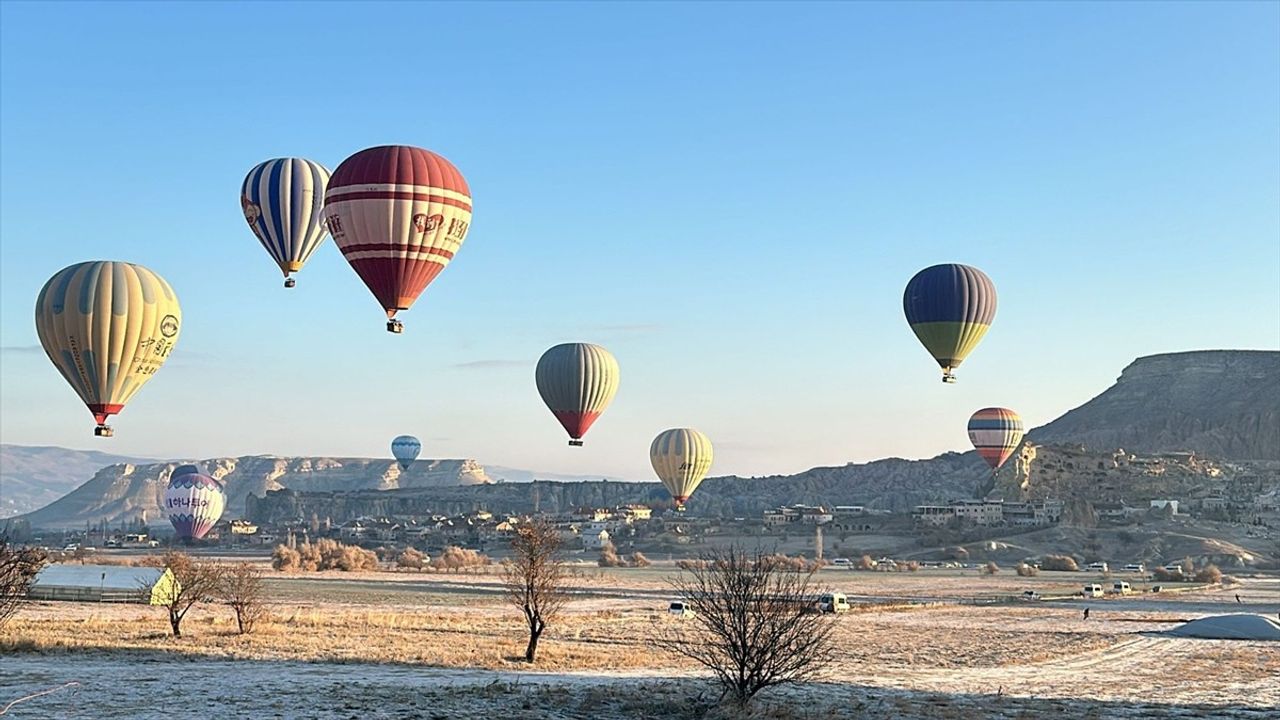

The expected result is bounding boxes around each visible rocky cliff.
[1030,350,1279,461]
[15,456,492,529]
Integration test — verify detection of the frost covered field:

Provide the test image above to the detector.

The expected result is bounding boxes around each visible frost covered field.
[3,569,1278,719]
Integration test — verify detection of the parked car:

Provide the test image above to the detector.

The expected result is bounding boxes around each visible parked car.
[818,593,850,613]
[1085,562,1109,573]
[1021,590,1041,601]
[1151,585,1163,593]
[1111,581,1132,595]
[831,558,852,567]
[1122,563,1145,573]
[668,601,694,618]
[1083,584,1104,598]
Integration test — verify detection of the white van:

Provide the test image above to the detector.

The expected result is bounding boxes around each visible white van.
[831,558,852,567]
[1083,584,1104,598]
[819,593,850,613]
[1111,581,1132,595]
[668,601,694,618]
[1086,562,1109,573]
[1122,563,1145,574]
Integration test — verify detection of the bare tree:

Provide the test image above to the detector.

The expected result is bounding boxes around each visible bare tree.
[150,551,223,637]
[654,546,838,707]
[1,539,47,628]
[218,562,267,634]
[503,521,568,663]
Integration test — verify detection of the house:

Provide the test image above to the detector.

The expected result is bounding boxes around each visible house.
[1095,503,1129,521]
[583,529,611,550]
[912,505,956,527]
[952,500,1004,525]
[28,564,178,605]
[1150,500,1180,515]
[229,520,259,536]
[617,505,652,522]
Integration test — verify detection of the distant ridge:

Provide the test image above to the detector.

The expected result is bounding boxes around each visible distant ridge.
[7,350,1278,528]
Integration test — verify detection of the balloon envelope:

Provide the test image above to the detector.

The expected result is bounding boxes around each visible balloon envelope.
[241,158,331,285]
[535,343,619,446]
[391,435,422,470]
[165,466,226,541]
[903,263,996,382]
[34,261,181,435]
[650,428,714,510]
[324,145,472,326]
[967,407,1025,471]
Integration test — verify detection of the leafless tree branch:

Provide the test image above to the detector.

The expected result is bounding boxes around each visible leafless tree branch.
[653,546,838,707]
[503,521,568,663]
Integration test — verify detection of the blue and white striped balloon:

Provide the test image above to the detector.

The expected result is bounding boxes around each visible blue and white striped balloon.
[391,435,422,471]
[240,158,331,287]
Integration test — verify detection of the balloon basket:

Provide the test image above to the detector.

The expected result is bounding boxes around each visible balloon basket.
[568,440,583,447]
[94,425,114,438]
[387,319,404,334]
[942,373,957,384]
[284,277,296,288]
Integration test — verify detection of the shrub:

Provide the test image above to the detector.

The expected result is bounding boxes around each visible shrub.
[899,560,921,572]
[1153,568,1184,582]
[272,540,378,572]
[983,561,1000,575]
[271,545,301,572]
[1040,555,1078,572]
[396,547,428,570]
[630,552,652,568]
[676,559,709,571]
[598,542,624,567]
[857,554,876,571]
[429,545,491,572]
[1194,564,1222,584]
[1016,563,1039,577]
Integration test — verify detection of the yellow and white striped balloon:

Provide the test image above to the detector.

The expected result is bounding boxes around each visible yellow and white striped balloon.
[34,261,181,436]
[649,428,714,510]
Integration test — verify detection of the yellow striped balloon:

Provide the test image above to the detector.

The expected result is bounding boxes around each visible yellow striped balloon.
[649,428,714,511]
[34,261,181,437]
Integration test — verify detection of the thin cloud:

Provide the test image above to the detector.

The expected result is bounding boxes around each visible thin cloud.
[583,323,663,335]
[450,359,529,370]
[0,345,43,354]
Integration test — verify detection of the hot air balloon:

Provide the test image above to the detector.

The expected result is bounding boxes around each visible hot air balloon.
[967,407,1025,472]
[650,428,714,511]
[392,435,422,470]
[903,263,997,383]
[35,261,181,437]
[164,464,226,541]
[324,145,472,333]
[535,343,619,446]
[240,157,331,288]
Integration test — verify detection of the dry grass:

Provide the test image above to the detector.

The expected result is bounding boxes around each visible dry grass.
[0,601,682,671]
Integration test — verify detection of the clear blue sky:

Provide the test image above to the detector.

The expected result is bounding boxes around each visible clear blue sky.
[1,1,1277,480]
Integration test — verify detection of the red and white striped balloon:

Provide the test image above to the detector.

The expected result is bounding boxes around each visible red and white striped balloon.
[324,145,472,332]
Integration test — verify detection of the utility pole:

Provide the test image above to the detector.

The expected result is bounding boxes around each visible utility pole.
[815,524,824,562]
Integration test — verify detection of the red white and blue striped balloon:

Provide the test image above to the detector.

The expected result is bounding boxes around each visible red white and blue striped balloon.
[967,408,1025,471]
[164,465,226,541]
[240,158,331,286]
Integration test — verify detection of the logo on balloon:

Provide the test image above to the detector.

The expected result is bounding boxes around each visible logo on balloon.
[413,213,444,234]
[241,196,261,226]
[160,315,179,338]
[326,214,344,237]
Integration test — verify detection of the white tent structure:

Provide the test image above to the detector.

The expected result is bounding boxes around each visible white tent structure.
[1167,614,1280,641]
[28,564,178,604]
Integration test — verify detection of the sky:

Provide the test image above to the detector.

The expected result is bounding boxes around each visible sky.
[0,1,1277,481]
